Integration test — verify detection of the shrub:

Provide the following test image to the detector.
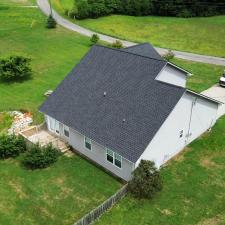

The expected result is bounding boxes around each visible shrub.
[0,56,32,82]
[46,15,56,29]
[111,40,123,49]
[68,6,78,19]
[0,134,26,159]
[128,160,163,199]
[22,144,60,169]
[75,0,90,19]
[90,34,100,45]
[162,50,175,61]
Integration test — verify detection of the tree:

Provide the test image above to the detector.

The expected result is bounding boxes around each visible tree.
[128,160,163,199]
[0,56,32,82]
[75,0,90,19]
[0,134,26,159]
[46,14,57,28]
[111,40,123,49]
[90,34,100,45]
[22,144,60,169]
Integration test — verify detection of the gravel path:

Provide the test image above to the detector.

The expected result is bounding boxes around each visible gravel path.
[37,0,225,66]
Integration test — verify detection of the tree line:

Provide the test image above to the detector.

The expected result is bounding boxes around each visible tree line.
[68,0,225,19]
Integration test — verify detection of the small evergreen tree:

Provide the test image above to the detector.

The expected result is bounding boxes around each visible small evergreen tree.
[111,40,123,49]
[0,56,32,82]
[0,134,26,159]
[128,160,163,199]
[162,50,175,61]
[22,144,60,169]
[46,15,56,29]
[90,34,100,45]
[75,0,90,19]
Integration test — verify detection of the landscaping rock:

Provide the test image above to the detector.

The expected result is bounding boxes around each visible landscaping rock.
[8,111,33,135]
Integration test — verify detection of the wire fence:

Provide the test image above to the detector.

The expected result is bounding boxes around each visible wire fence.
[73,184,128,225]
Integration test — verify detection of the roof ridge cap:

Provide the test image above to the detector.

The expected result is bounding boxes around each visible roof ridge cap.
[93,44,166,63]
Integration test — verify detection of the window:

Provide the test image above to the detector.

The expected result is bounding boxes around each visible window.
[106,148,122,169]
[107,149,114,164]
[114,153,122,168]
[180,130,184,138]
[64,125,69,137]
[84,137,92,150]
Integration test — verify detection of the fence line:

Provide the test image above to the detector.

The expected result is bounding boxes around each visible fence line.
[73,184,128,225]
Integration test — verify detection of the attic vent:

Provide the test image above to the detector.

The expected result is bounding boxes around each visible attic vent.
[103,91,107,97]
[122,119,126,123]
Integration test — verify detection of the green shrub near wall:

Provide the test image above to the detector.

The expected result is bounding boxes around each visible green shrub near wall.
[22,144,60,169]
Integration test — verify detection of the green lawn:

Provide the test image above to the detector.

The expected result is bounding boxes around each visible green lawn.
[50,0,225,57]
[76,15,225,58]
[171,58,223,93]
[51,0,75,14]
[95,116,225,225]
[0,155,121,225]
[0,113,13,134]
[0,1,90,123]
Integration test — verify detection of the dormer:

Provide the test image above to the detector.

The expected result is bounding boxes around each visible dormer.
[155,62,191,88]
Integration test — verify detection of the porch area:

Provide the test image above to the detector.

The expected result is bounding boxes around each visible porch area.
[19,124,73,156]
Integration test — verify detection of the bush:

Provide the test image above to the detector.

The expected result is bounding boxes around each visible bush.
[128,160,163,199]
[46,15,56,29]
[68,6,78,19]
[111,40,123,49]
[162,50,175,61]
[75,0,90,19]
[90,34,100,45]
[22,144,60,169]
[0,134,26,159]
[0,56,32,82]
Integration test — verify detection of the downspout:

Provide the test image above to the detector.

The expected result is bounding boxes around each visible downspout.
[186,96,197,144]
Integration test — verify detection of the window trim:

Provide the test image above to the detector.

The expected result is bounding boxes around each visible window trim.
[106,148,122,169]
[63,125,70,138]
[84,136,92,151]
[179,130,184,138]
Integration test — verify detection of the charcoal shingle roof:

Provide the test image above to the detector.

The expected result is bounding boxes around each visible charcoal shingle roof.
[124,43,163,60]
[39,44,186,163]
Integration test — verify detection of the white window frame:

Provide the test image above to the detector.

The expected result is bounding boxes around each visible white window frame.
[47,116,59,135]
[63,125,70,138]
[106,148,122,169]
[84,136,92,151]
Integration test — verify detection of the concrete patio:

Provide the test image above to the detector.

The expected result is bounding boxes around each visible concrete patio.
[19,124,73,156]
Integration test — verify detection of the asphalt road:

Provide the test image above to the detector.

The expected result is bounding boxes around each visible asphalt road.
[37,0,225,66]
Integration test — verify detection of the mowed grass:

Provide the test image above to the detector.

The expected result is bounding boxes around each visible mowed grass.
[95,117,225,225]
[0,155,121,225]
[171,58,224,93]
[0,2,90,123]
[76,15,225,57]
[0,112,13,134]
[51,0,75,14]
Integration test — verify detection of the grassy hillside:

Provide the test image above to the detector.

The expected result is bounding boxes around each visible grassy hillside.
[76,15,225,58]
[0,1,89,123]
[51,0,75,14]
[95,116,225,225]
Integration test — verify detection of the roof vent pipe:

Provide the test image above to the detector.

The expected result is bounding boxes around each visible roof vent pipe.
[103,91,106,97]
[122,119,126,123]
